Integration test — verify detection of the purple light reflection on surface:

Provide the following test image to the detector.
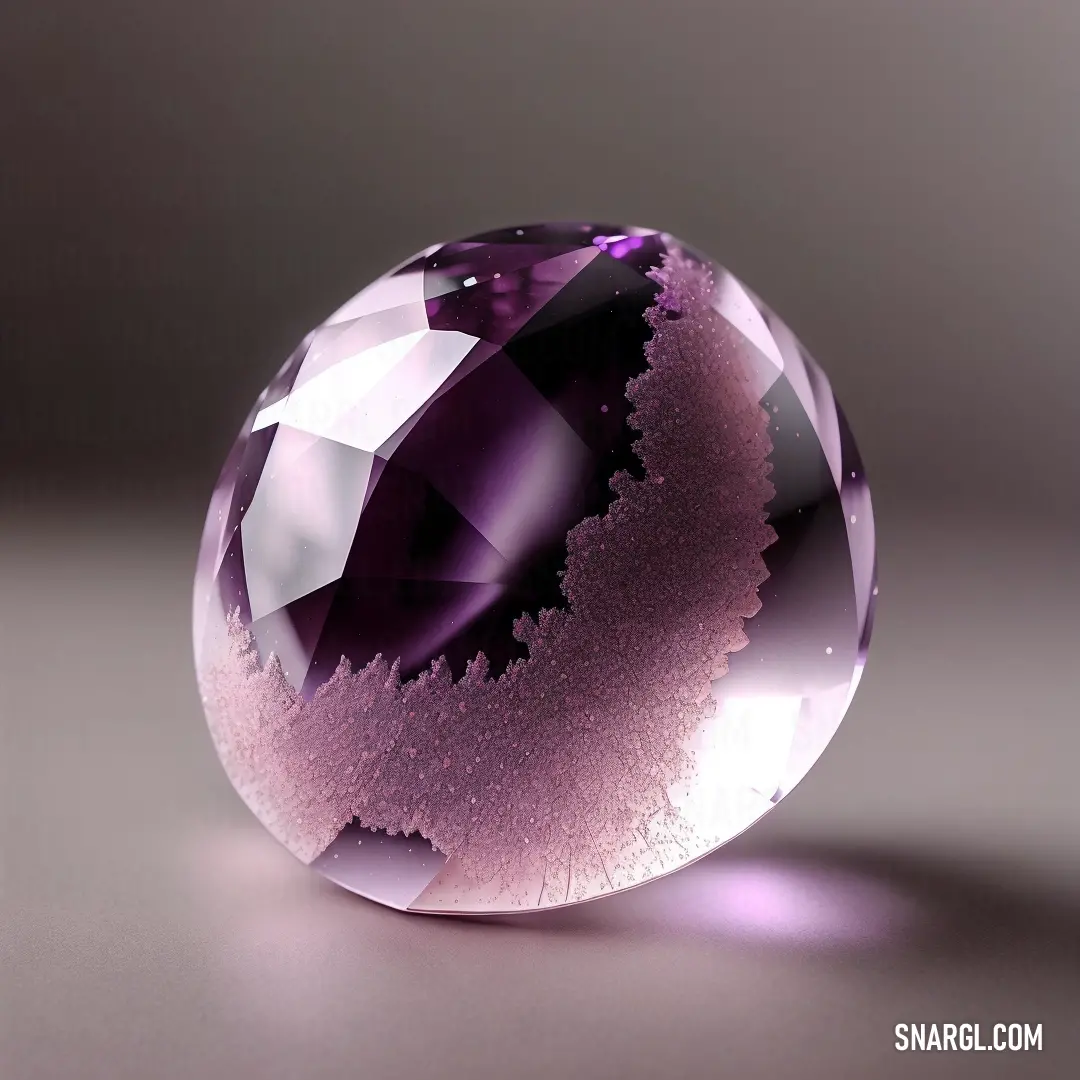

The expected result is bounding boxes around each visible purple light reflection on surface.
[700,859,921,947]
[455,851,926,951]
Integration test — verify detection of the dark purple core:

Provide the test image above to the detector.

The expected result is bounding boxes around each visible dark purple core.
[210,226,674,694]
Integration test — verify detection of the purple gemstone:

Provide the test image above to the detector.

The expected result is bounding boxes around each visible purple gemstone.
[193,223,876,913]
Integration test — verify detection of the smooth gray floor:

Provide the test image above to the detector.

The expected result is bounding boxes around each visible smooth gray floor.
[3,499,1078,1079]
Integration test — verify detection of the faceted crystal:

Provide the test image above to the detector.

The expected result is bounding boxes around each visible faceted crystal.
[193,223,876,913]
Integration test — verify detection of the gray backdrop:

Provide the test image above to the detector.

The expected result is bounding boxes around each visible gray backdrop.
[3,2,1078,1078]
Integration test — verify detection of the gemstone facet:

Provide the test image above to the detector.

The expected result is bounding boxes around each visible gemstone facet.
[193,223,876,912]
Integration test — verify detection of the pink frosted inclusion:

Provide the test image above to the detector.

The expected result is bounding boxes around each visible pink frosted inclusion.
[193,224,876,913]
